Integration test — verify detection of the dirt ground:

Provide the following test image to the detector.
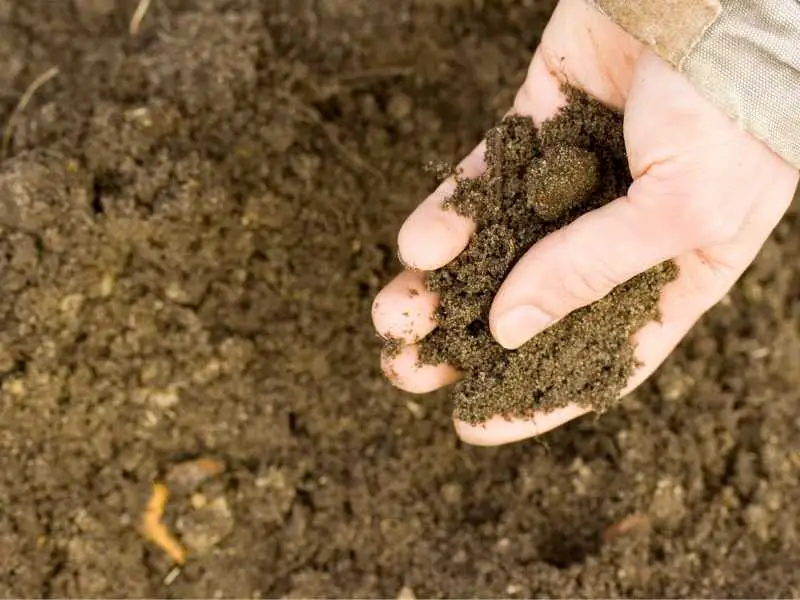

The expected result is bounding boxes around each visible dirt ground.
[0,0,798,597]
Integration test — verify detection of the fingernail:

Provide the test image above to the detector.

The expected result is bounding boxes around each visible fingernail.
[495,306,554,349]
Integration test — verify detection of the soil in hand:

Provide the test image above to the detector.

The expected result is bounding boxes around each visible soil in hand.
[419,93,678,424]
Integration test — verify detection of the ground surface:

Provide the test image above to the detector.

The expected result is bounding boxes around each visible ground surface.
[0,0,798,597]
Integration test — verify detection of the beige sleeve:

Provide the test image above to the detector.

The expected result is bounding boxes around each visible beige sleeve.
[587,0,800,170]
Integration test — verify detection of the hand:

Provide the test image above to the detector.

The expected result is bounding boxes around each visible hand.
[372,0,800,446]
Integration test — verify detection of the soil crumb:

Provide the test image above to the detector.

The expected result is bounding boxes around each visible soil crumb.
[419,92,678,424]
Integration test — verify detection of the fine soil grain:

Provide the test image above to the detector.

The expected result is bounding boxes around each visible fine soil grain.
[1,0,799,597]
[419,96,678,423]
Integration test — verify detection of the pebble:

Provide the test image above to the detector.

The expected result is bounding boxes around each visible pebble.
[649,478,686,528]
[387,93,413,121]
[744,504,770,542]
[176,496,234,556]
[440,482,463,506]
[405,400,425,419]
[255,467,297,524]
[147,388,180,409]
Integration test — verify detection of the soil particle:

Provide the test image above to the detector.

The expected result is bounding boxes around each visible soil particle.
[419,95,677,423]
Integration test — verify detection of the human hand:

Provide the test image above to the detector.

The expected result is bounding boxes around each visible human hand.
[372,0,800,446]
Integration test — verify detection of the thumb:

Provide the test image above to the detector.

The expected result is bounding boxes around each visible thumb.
[489,185,739,350]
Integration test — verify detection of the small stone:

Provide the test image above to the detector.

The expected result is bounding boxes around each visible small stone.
[440,482,463,506]
[744,504,770,542]
[139,361,171,386]
[124,107,153,128]
[405,400,425,419]
[387,93,413,121]
[656,367,694,401]
[264,111,298,154]
[59,293,85,316]
[764,489,783,512]
[73,509,102,533]
[4,377,25,396]
[254,467,296,524]
[164,282,188,303]
[147,388,180,409]
[649,478,686,528]
[192,359,221,384]
[177,496,234,556]
[98,273,115,297]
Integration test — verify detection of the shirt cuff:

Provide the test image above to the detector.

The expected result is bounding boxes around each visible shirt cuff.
[588,0,800,169]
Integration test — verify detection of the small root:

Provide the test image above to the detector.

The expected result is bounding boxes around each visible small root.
[140,482,187,564]
[602,513,650,543]
[277,91,384,182]
[130,0,153,35]
[1,67,59,160]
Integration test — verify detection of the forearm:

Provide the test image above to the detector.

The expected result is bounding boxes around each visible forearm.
[587,0,800,170]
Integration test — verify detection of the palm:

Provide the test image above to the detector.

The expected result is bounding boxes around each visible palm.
[373,0,799,445]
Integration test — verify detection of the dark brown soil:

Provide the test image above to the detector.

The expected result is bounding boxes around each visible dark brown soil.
[418,98,678,424]
[1,1,799,597]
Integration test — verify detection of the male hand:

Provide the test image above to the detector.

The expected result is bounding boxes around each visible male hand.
[372,0,800,446]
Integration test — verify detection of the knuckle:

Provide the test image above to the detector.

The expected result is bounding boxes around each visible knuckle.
[553,232,620,308]
[565,262,619,305]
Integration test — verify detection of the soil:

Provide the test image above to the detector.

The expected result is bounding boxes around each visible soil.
[418,99,678,424]
[1,0,799,597]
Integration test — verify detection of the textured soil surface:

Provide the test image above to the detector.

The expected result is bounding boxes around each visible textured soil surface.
[1,0,799,597]
[418,99,677,424]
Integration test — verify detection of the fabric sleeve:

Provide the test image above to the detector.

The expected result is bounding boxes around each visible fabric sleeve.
[587,0,800,170]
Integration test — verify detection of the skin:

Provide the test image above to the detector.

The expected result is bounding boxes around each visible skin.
[372,0,800,446]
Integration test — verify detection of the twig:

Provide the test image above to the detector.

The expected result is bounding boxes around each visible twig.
[337,66,414,83]
[277,91,384,182]
[1,66,59,161]
[130,0,153,35]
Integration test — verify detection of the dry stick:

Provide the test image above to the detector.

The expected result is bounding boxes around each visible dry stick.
[278,91,384,182]
[130,0,153,35]
[337,66,414,83]
[1,66,60,161]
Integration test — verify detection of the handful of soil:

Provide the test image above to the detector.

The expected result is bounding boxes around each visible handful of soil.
[417,92,678,424]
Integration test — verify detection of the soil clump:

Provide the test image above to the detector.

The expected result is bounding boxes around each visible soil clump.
[420,95,677,423]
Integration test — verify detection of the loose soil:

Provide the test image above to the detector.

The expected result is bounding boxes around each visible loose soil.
[1,0,799,597]
[418,98,678,424]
